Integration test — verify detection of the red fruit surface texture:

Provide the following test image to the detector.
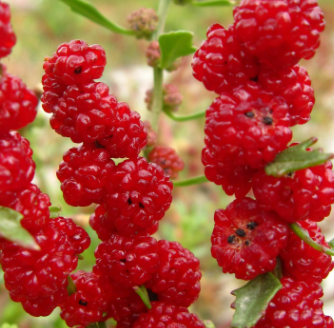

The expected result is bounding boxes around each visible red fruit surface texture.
[0,2,16,58]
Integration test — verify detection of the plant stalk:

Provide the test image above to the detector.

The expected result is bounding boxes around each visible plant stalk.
[163,108,206,121]
[173,175,209,187]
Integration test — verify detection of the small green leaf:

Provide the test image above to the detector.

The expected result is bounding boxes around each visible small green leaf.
[67,276,77,296]
[204,320,216,328]
[159,31,197,69]
[329,238,334,249]
[191,0,235,6]
[265,137,334,177]
[49,205,62,218]
[231,273,282,328]
[58,0,135,36]
[133,285,152,310]
[0,206,39,250]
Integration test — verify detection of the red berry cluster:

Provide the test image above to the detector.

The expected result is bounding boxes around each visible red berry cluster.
[42,40,204,327]
[193,0,333,326]
[0,1,90,318]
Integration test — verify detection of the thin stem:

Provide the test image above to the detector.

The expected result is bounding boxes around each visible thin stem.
[150,0,173,132]
[290,223,334,256]
[134,285,152,310]
[173,175,209,187]
[163,108,206,122]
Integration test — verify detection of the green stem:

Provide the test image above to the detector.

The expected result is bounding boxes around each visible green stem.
[173,175,209,187]
[134,285,152,310]
[163,108,206,122]
[150,0,173,132]
[290,223,334,256]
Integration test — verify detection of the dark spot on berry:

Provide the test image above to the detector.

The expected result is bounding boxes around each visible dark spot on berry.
[245,111,255,118]
[263,117,273,125]
[95,140,104,149]
[147,289,158,302]
[250,75,259,82]
[120,258,126,263]
[74,66,82,74]
[139,202,145,208]
[236,229,246,237]
[245,240,250,246]
[247,222,258,230]
[287,172,294,177]
[227,235,235,244]
[79,300,88,306]
[160,160,166,165]
[128,198,133,205]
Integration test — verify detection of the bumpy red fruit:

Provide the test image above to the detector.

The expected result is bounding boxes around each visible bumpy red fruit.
[0,183,51,234]
[143,121,157,147]
[211,197,289,280]
[233,0,325,67]
[97,102,147,158]
[0,65,38,134]
[145,240,201,307]
[253,161,334,223]
[94,233,159,287]
[42,81,118,143]
[60,271,111,327]
[57,143,115,207]
[192,24,259,94]
[280,220,334,282]
[0,132,35,193]
[103,157,172,235]
[254,278,333,328]
[148,146,184,179]
[43,40,106,85]
[204,86,292,169]
[133,302,205,328]
[259,65,315,125]
[0,217,87,300]
[0,2,16,58]
[202,147,256,198]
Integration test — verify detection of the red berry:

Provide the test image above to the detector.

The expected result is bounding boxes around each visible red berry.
[0,2,16,58]
[43,40,106,85]
[96,102,147,159]
[145,240,201,307]
[143,121,157,148]
[57,143,116,207]
[253,161,334,223]
[148,146,184,179]
[0,218,85,300]
[233,0,325,67]
[211,197,289,280]
[94,233,159,287]
[103,157,172,235]
[42,81,118,143]
[255,277,332,328]
[60,271,111,327]
[258,65,315,125]
[0,132,35,193]
[132,301,205,328]
[202,146,256,198]
[280,220,334,282]
[0,65,38,134]
[192,24,259,94]
[0,183,51,234]
[204,86,292,169]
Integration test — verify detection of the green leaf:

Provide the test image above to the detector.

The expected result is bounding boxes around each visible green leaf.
[204,320,216,328]
[265,137,334,177]
[159,31,197,69]
[67,276,77,296]
[191,0,235,6]
[0,206,39,250]
[133,285,152,310]
[0,324,19,328]
[231,273,282,328]
[329,238,334,249]
[49,205,62,218]
[58,0,135,35]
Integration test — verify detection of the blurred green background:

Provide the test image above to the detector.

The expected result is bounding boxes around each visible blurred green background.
[1,0,334,327]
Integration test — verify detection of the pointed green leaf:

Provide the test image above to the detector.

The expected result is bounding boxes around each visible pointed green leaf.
[265,138,334,177]
[58,0,135,35]
[231,273,282,328]
[191,0,235,6]
[159,31,197,69]
[67,276,77,296]
[133,285,152,310]
[329,238,334,249]
[0,206,39,250]
[49,205,62,218]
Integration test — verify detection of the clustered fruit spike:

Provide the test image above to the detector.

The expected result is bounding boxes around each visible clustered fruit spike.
[127,8,159,40]
[193,0,333,326]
